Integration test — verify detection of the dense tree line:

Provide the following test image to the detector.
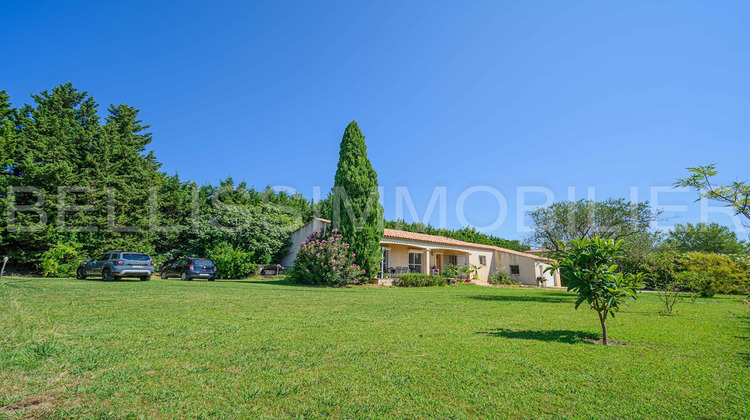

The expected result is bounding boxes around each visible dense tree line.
[0,84,312,275]
[526,197,749,294]
[527,198,658,252]
[665,222,747,255]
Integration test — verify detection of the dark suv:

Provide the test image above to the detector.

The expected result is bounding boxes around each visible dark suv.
[161,258,216,281]
[77,251,155,281]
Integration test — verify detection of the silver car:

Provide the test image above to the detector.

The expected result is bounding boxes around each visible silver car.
[76,251,155,281]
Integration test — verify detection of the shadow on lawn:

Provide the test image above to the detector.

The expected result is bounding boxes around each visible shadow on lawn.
[223,278,327,288]
[478,328,599,344]
[467,294,573,304]
[81,277,143,282]
[1,278,40,289]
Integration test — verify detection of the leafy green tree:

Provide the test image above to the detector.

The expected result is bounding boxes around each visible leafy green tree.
[331,121,384,279]
[79,103,164,255]
[617,231,667,274]
[676,164,750,221]
[178,180,301,265]
[1,83,102,267]
[0,90,18,259]
[149,174,198,261]
[260,186,315,223]
[547,237,642,345]
[0,90,17,188]
[666,222,746,254]
[528,198,658,252]
[207,242,256,279]
[313,191,334,221]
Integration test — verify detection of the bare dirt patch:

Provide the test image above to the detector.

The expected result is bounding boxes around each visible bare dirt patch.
[2,394,56,416]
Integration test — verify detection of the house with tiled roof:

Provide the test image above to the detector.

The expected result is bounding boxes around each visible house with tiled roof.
[281,218,560,287]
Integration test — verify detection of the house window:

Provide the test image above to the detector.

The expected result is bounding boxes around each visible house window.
[479,255,486,265]
[381,249,390,277]
[408,252,423,273]
[510,265,520,275]
[447,255,458,266]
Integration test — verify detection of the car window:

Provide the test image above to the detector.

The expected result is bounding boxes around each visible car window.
[194,259,214,267]
[100,253,109,261]
[123,254,151,261]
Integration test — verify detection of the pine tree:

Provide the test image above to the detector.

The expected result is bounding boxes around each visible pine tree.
[332,121,383,279]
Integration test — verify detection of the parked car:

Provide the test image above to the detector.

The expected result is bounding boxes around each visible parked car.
[76,251,155,281]
[161,258,216,281]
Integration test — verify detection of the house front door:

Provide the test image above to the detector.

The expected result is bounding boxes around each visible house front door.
[435,254,442,272]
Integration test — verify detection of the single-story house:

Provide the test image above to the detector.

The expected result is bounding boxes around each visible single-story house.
[282,218,560,287]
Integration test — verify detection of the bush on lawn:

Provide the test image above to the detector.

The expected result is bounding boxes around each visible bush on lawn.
[395,273,446,287]
[288,229,364,286]
[676,271,716,298]
[208,242,256,279]
[677,252,748,295]
[40,242,83,278]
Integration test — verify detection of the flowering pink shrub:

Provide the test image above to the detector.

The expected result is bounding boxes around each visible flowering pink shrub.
[288,229,365,285]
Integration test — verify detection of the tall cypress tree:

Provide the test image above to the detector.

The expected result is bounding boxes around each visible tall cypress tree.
[332,121,384,279]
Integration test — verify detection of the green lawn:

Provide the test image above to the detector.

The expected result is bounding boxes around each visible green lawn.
[1,277,748,419]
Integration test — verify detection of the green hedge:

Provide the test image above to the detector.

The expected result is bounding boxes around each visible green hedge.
[208,243,256,279]
[395,274,446,287]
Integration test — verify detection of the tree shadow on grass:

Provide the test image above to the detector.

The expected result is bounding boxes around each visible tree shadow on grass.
[1,279,40,289]
[80,277,142,282]
[222,278,338,289]
[467,294,574,304]
[477,328,599,344]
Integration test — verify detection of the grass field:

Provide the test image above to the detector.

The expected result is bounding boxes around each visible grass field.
[0,277,748,418]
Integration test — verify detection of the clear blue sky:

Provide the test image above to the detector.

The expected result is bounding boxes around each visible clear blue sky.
[3,1,749,241]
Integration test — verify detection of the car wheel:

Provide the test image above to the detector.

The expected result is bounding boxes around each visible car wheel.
[102,269,113,281]
[181,272,189,281]
[208,277,215,281]
[141,275,151,281]
[161,271,168,279]
[76,267,86,279]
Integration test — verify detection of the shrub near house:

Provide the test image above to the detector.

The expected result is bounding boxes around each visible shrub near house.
[288,229,364,286]
[395,274,446,287]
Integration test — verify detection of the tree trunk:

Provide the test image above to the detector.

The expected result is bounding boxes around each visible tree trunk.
[600,317,608,345]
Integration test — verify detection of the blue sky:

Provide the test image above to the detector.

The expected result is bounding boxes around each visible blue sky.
[3,1,749,241]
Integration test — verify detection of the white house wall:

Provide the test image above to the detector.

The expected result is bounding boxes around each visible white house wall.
[280,219,329,267]
[496,251,560,286]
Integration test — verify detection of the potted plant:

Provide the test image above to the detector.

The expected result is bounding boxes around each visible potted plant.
[442,264,459,284]
[459,266,472,283]
[471,265,481,282]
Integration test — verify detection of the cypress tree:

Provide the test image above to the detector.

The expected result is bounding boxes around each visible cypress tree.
[332,121,384,279]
